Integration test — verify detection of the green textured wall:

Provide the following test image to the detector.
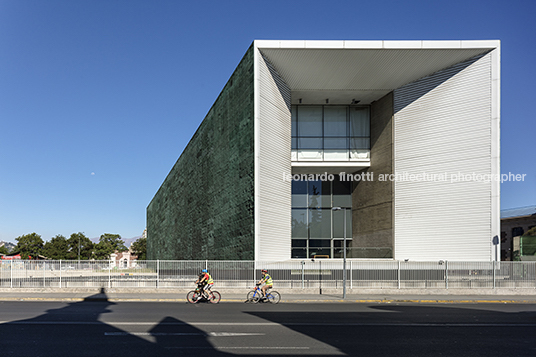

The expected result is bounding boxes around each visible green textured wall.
[147,46,255,260]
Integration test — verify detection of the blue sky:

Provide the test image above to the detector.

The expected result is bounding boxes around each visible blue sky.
[1,0,535,243]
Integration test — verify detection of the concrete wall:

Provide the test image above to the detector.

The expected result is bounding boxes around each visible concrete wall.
[351,93,394,258]
[147,46,255,260]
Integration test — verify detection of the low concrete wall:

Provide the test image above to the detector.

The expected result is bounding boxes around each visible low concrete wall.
[1,287,535,295]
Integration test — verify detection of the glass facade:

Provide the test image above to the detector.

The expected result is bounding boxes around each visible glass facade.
[291,178,352,258]
[291,105,370,161]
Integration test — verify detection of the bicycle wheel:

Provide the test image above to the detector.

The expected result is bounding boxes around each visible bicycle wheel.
[209,291,221,304]
[187,290,200,304]
[266,291,281,304]
[247,290,259,303]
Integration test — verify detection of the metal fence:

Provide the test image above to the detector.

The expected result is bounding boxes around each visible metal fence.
[1,259,535,289]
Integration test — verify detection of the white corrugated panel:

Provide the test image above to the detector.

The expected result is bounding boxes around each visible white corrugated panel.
[255,49,292,261]
[394,52,495,261]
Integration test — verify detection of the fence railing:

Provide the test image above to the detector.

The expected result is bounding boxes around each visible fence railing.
[1,260,535,289]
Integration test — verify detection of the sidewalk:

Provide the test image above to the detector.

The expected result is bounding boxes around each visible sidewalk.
[1,289,535,304]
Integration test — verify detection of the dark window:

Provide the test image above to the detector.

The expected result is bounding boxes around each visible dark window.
[291,239,307,247]
[512,227,524,237]
[291,248,307,258]
[292,105,370,161]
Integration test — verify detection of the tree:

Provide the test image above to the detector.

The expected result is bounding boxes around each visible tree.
[43,235,69,260]
[15,233,44,259]
[93,233,127,260]
[66,232,94,260]
[0,245,9,255]
[131,237,147,260]
[525,226,536,237]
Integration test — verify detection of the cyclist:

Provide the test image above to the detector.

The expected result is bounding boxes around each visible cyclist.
[257,269,273,299]
[195,269,214,300]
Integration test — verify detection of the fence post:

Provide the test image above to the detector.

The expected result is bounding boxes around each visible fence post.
[445,260,448,289]
[59,260,62,288]
[301,260,305,289]
[108,261,111,289]
[397,260,401,289]
[157,260,160,289]
[350,260,353,290]
[10,260,13,288]
[43,261,45,287]
[493,260,496,289]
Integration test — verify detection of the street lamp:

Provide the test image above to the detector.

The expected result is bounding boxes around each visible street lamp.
[332,206,347,299]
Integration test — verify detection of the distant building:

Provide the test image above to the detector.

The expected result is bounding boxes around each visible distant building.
[1,253,22,260]
[501,205,536,261]
[148,40,501,262]
[110,250,138,268]
[0,253,46,260]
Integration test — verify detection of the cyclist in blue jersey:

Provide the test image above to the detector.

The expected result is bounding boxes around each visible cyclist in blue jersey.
[195,269,214,299]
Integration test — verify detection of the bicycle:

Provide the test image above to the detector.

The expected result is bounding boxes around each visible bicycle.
[187,283,221,304]
[246,284,281,304]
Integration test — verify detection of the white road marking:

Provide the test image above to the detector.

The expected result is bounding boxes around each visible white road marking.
[105,332,265,336]
[209,332,265,336]
[165,346,310,350]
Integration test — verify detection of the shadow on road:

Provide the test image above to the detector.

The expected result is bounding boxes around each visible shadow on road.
[0,289,235,357]
[4,296,536,357]
[245,303,536,356]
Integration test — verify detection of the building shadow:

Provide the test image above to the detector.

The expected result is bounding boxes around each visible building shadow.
[4,292,534,357]
[0,290,235,357]
[245,304,536,356]
[392,52,489,115]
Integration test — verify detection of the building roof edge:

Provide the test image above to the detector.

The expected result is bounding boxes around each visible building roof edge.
[254,39,500,50]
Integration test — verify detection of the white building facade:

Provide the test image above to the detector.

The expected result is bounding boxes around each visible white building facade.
[253,40,500,262]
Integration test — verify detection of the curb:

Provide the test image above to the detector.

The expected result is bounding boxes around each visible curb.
[0,297,534,304]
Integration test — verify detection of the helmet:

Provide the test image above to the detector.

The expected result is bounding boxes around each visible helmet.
[262,269,267,273]
[202,269,207,273]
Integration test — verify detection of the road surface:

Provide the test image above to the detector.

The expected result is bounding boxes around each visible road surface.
[1,298,535,356]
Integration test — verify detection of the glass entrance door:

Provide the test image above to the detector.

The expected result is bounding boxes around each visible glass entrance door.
[291,177,352,259]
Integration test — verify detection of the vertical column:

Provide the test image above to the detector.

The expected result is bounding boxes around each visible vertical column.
[352,93,394,258]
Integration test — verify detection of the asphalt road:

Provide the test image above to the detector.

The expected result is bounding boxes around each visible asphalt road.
[1,299,536,357]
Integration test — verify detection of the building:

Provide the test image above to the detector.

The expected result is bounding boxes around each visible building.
[110,250,138,269]
[500,205,536,261]
[147,40,501,262]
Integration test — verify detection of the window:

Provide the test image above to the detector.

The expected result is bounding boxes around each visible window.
[291,178,352,258]
[512,227,524,237]
[292,105,370,161]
